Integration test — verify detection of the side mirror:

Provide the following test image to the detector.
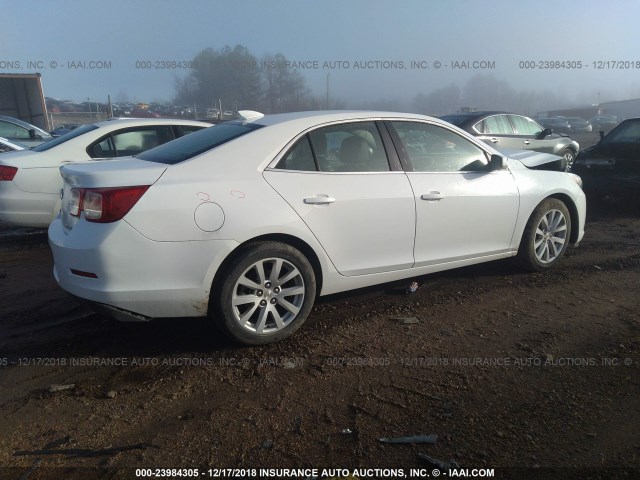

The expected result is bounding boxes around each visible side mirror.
[28,128,38,139]
[542,127,553,137]
[489,154,507,171]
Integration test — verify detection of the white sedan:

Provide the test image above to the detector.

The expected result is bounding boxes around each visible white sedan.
[48,111,586,345]
[0,118,211,227]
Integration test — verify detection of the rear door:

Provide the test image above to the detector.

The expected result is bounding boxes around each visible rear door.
[508,114,556,154]
[473,114,523,151]
[263,120,416,276]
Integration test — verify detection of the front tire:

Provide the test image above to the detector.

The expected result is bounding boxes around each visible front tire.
[214,242,316,345]
[517,198,571,271]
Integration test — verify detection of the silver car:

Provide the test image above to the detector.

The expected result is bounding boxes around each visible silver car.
[0,115,53,147]
[441,111,579,170]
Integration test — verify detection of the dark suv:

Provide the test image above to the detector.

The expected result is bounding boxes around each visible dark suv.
[572,117,640,202]
[441,111,579,170]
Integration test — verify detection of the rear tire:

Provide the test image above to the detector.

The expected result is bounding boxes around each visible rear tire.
[559,149,574,171]
[213,242,316,345]
[517,198,571,272]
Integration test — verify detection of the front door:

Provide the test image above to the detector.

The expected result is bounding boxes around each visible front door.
[387,120,519,266]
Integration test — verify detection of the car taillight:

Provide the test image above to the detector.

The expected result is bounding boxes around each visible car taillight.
[0,166,18,181]
[69,188,83,216]
[69,186,149,223]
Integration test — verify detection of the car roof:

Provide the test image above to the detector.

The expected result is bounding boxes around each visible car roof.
[91,117,212,128]
[439,111,519,128]
[248,110,436,130]
[441,111,512,118]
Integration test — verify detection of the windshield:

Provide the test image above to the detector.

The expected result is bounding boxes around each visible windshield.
[602,120,640,144]
[137,122,263,164]
[32,124,98,152]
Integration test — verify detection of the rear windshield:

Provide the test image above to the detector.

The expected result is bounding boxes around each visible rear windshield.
[32,124,98,152]
[137,122,263,164]
[439,115,470,126]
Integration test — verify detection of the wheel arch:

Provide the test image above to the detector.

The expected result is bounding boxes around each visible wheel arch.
[209,233,324,305]
[547,193,580,244]
[554,144,578,156]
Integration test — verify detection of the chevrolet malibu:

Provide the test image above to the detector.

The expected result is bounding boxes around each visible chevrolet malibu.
[49,111,586,345]
[0,118,211,227]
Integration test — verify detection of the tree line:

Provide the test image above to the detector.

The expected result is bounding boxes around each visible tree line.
[174,45,340,113]
[174,45,590,116]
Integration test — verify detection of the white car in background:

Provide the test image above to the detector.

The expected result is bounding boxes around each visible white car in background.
[49,111,586,345]
[0,118,210,227]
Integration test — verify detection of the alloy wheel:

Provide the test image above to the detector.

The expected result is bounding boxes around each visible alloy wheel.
[231,257,306,334]
[533,209,568,264]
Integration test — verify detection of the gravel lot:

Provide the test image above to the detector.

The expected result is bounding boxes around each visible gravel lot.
[0,195,638,480]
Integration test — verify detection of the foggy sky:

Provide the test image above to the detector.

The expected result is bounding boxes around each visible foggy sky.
[2,0,640,107]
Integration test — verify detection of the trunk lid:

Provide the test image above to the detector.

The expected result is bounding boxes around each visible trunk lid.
[60,158,167,230]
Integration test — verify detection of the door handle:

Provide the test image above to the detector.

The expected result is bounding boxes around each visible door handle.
[304,194,336,205]
[523,140,530,145]
[490,137,499,143]
[420,192,443,201]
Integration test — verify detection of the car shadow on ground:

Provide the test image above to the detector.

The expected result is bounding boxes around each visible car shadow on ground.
[1,310,238,361]
[2,197,637,361]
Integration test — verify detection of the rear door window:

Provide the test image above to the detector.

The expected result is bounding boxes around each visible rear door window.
[88,126,174,158]
[276,121,391,172]
[112,127,173,156]
[480,115,514,135]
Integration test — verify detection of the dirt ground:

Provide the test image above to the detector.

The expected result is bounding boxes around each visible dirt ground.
[0,199,639,480]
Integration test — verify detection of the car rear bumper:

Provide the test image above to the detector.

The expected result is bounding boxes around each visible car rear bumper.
[48,216,239,319]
